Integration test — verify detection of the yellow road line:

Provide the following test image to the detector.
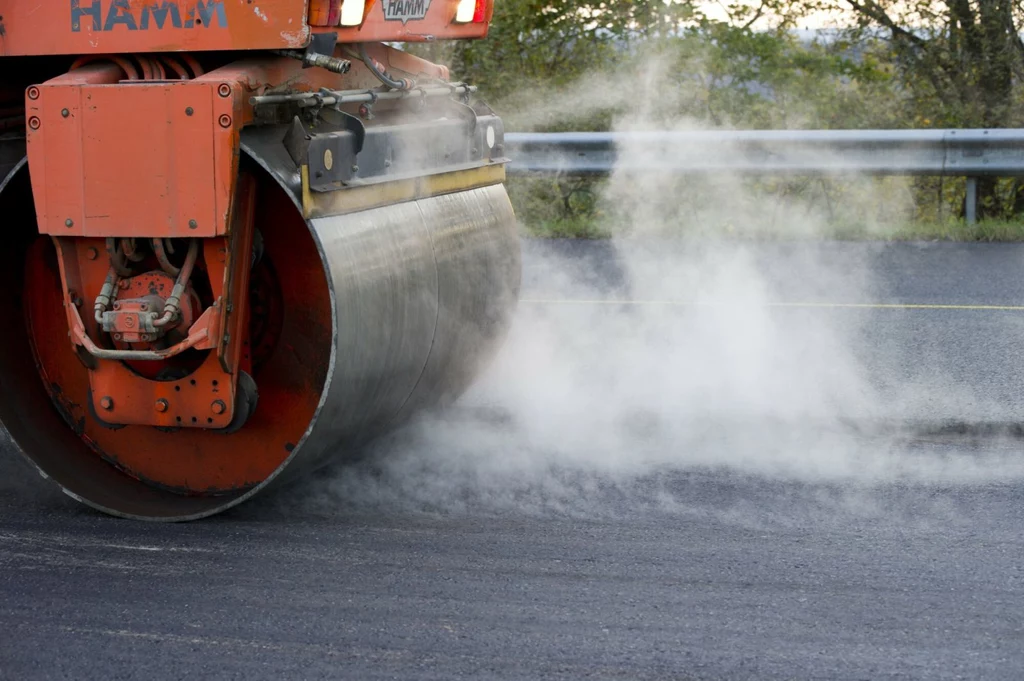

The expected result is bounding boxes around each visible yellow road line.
[520,299,1024,311]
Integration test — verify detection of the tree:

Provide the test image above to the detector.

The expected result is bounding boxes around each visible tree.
[834,0,1024,216]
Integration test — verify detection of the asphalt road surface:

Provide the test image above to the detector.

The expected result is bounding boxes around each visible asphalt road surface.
[3,240,1024,680]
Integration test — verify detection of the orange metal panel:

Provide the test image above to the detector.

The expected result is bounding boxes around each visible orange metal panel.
[0,0,309,56]
[27,73,240,238]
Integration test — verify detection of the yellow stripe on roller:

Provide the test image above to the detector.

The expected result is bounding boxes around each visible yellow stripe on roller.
[301,164,507,219]
[520,299,1024,311]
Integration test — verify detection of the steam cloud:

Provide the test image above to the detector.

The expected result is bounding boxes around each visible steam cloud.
[273,54,1024,521]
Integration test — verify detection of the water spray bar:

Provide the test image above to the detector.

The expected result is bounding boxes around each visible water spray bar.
[251,84,477,109]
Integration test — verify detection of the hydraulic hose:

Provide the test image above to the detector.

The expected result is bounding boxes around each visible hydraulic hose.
[357,45,413,90]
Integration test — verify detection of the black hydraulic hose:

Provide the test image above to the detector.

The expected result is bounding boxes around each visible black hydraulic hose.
[357,44,413,90]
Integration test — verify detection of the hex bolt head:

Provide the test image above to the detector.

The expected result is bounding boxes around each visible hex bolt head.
[86,247,98,260]
[155,398,169,413]
[100,396,114,411]
[211,400,226,415]
[188,219,198,230]
[65,218,74,228]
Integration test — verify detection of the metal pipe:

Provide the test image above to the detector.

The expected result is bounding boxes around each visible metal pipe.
[152,239,198,328]
[272,49,351,74]
[250,83,476,108]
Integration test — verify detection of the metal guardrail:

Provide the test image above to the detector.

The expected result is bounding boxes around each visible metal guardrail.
[503,129,1024,224]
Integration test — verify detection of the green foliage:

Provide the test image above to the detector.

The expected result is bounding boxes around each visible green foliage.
[409,0,1024,237]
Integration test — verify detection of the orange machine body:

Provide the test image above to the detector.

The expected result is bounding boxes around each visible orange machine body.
[0,0,503,499]
[0,0,492,55]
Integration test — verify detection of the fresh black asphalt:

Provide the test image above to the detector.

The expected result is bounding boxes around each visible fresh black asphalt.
[2,240,1024,680]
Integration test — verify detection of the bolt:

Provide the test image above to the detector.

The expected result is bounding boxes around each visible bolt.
[100,396,114,411]
[185,106,194,116]
[218,83,232,98]
[113,301,121,310]
[155,398,169,413]
[61,108,69,118]
[27,87,39,100]
[211,400,226,415]
[28,117,40,130]
[118,279,130,290]
[86,247,98,260]
[65,218,73,228]
[140,303,148,311]
[219,114,232,128]
[351,164,359,173]
[112,333,122,341]
[188,219,198,230]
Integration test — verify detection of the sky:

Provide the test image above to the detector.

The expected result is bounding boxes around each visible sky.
[698,0,858,30]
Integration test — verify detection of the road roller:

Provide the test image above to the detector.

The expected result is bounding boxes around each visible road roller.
[0,0,520,520]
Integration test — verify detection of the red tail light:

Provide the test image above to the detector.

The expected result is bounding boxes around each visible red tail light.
[454,0,489,23]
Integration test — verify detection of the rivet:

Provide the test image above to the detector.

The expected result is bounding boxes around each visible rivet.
[211,400,226,415]
[155,398,169,413]
[185,106,194,116]
[100,396,114,411]
[86,247,98,260]
[61,108,69,118]
[65,218,73,228]
[188,219,198,229]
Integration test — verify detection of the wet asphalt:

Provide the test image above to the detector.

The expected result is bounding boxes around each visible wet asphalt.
[3,240,1024,680]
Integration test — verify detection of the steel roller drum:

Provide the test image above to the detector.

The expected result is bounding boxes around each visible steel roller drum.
[0,136,521,521]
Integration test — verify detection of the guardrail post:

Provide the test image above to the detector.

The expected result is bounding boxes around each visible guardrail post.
[965,177,978,225]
